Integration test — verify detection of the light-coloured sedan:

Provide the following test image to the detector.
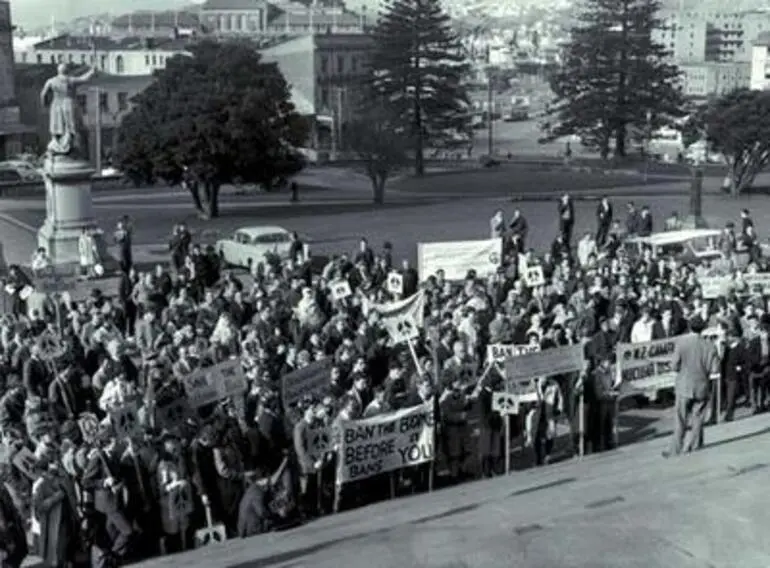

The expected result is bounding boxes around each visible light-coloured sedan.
[216,226,295,269]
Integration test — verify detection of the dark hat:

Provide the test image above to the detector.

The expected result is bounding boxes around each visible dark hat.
[689,316,707,333]
[760,314,770,328]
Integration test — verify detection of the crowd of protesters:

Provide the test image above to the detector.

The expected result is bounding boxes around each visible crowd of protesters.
[0,194,765,568]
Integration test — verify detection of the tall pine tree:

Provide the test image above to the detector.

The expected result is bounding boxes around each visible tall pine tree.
[542,0,685,158]
[366,0,471,175]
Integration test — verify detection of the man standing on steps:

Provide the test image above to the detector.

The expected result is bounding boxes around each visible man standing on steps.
[663,316,720,458]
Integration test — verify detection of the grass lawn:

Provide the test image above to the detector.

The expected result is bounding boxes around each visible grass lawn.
[393,163,684,194]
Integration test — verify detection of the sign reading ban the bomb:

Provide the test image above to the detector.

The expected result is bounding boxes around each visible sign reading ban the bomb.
[336,402,435,484]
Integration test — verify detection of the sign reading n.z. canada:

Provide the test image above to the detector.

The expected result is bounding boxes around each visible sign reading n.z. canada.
[616,338,678,394]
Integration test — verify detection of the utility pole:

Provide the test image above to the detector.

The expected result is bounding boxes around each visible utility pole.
[336,87,344,152]
[94,87,102,174]
[487,69,494,156]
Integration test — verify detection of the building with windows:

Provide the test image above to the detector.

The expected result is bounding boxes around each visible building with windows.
[198,0,366,37]
[0,1,33,159]
[750,31,770,89]
[109,10,202,39]
[656,9,770,64]
[17,34,192,75]
[259,32,373,150]
[678,61,751,98]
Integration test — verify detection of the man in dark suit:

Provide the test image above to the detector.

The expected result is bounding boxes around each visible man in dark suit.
[595,197,613,246]
[663,316,720,457]
[722,325,748,422]
[22,343,50,399]
[746,314,770,414]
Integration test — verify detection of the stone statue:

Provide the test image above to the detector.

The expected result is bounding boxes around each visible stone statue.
[39,63,96,158]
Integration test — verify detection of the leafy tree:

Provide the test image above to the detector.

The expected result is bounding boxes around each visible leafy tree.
[541,0,685,159]
[702,89,770,196]
[366,0,471,176]
[115,40,309,219]
[346,104,409,205]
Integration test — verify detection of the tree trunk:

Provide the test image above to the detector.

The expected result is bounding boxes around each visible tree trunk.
[198,182,221,219]
[614,125,627,158]
[185,180,204,212]
[414,97,425,177]
[373,176,386,205]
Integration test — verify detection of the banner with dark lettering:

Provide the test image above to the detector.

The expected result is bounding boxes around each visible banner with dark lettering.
[615,338,678,394]
[336,402,435,484]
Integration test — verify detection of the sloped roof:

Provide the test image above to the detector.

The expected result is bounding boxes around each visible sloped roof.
[201,0,267,9]
[755,31,770,46]
[33,34,193,52]
[111,11,201,28]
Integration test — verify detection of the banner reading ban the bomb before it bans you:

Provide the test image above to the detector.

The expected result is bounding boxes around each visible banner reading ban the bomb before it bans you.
[336,402,435,484]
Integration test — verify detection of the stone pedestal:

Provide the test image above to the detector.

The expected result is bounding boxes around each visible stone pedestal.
[36,155,114,273]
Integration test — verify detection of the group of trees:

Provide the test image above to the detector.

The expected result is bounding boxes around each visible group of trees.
[542,0,770,194]
[115,0,471,211]
[115,0,770,212]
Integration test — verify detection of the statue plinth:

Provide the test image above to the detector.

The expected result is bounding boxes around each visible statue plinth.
[37,154,116,273]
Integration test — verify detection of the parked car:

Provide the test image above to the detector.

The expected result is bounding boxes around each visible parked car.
[216,226,296,269]
[0,160,42,181]
[0,169,23,183]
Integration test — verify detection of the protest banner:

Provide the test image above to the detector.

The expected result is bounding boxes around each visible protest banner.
[486,343,539,363]
[523,265,545,288]
[111,403,141,439]
[183,359,247,408]
[698,276,732,299]
[307,423,331,464]
[504,344,585,385]
[329,279,352,301]
[78,412,100,444]
[281,359,333,409]
[168,480,194,520]
[336,402,435,484]
[743,273,770,296]
[615,338,678,396]
[365,291,425,345]
[387,272,404,296]
[417,238,502,281]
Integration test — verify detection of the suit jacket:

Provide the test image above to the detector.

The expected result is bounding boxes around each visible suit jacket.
[22,357,48,398]
[747,335,770,376]
[558,199,574,227]
[596,202,613,227]
[672,332,719,400]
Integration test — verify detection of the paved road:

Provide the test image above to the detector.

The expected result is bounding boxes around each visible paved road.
[135,413,770,568]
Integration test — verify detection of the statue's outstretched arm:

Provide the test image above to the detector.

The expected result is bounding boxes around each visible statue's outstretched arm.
[73,67,97,85]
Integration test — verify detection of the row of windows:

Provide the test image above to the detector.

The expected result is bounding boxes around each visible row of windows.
[24,51,174,74]
[75,91,130,114]
[319,54,361,74]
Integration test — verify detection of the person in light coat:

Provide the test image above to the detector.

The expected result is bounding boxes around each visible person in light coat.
[489,210,505,239]
[577,232,597,267]
[78,227,98,279]
[525,376,565,466]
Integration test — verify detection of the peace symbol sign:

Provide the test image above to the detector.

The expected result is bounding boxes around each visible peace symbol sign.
[397,319,414,335]
[311,429,330,453]
[492,392,518,415]
[489,252,500,264]
[38,333,63,360]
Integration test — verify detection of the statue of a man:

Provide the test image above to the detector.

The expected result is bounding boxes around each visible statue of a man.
[39,63,96,157]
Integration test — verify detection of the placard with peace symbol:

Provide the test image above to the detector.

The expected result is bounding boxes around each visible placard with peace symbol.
[329,279,352,301]
[390,316,419,344]
[491,392,519,415]
[110,403,141,440]
[387,272,404,295]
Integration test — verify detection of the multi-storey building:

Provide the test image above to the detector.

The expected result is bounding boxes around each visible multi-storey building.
[197,0,366,37]
[656,9,770,64]
[0,1,33,159]
[750,31,770,89]
[678,61,751,98]
[18,34,192,75]
[259,32,374,149]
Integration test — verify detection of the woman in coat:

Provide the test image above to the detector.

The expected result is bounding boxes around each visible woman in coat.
[156,433,193,554]
[32,445,80,568]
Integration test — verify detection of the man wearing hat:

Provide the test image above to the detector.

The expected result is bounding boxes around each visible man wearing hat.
[746,313,770,414]
[663,316,720,457]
